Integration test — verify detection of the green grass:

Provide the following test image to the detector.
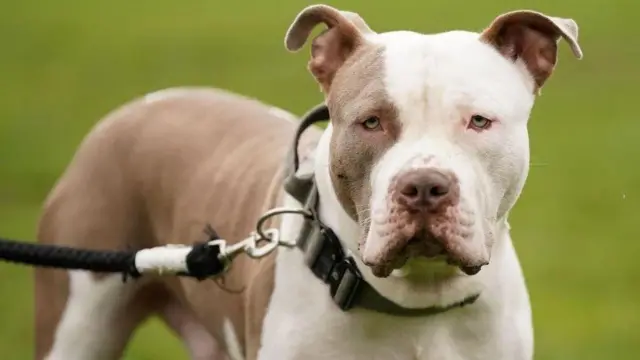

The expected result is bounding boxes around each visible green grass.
[0,0,637,359]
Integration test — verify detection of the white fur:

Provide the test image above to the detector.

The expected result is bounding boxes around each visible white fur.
[222,317,244,360]
[46,271,222,360]
[260,29,535,360]
[45,272,138,360]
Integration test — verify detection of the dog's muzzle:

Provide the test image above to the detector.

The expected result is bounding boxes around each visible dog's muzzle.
[363,168,489,277]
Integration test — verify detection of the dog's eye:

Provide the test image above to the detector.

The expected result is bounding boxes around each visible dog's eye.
[468,115,492,130]
[362,116,381,130]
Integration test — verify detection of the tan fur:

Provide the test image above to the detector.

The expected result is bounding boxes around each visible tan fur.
[34,87,321,359]
[286,6,410,277]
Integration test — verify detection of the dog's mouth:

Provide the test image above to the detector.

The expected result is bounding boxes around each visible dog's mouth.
[362,230,488,278]
[405,232,447,258]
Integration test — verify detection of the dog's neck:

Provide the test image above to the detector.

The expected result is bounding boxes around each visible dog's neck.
[313,124,510,309]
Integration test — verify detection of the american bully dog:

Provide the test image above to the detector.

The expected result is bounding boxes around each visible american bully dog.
[35,4,582,360]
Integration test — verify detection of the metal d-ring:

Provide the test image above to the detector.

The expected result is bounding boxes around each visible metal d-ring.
[255,207,313,248]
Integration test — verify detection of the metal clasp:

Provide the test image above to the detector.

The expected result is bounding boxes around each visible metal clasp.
[210,229,276,270]
[209,207,313,275]
[255,207,313,248]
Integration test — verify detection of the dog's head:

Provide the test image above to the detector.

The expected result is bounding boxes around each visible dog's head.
[286,5,582,278]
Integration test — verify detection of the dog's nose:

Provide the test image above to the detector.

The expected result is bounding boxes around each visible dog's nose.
[396,169,454,212]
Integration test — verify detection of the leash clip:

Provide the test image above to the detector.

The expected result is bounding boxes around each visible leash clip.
[211,207,313,273]
[211,228,279,269]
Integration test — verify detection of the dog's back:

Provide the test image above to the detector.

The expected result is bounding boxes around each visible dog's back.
[35,87,320,360]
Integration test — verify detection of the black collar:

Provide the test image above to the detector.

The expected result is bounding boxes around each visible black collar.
[283,103,480,316]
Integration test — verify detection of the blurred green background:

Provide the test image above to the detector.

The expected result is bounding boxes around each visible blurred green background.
[0,0,637,359]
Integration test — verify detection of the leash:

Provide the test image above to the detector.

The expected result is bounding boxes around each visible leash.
[0,102,479,317]
[0,209,303,281]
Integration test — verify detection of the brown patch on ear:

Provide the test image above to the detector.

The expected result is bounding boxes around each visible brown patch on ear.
[480,10,583,92]
[284,5,375,93]
[308,27,354,93]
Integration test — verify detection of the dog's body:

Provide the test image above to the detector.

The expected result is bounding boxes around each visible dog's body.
[35,87,322,360]
[35,5,582,360]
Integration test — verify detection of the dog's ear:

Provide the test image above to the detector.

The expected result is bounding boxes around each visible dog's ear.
[285,5,374,93]
[480,10,583,93]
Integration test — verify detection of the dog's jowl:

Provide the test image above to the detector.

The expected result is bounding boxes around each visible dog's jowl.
[35,5,582,360]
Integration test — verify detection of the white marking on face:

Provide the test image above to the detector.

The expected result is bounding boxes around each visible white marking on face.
[362,30,536,272]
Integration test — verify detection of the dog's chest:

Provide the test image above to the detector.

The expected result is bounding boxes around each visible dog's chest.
[259,243,502,360]
[307,316,482,360]
[261,294,498,360]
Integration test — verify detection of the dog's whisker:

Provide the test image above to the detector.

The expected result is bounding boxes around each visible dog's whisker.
[361,216,371,225]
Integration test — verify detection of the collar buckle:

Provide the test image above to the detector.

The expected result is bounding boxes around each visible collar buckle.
[306,225,364,311]
[328,256,363,311]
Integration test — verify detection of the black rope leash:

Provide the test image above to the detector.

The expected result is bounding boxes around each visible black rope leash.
[0,224,226,282]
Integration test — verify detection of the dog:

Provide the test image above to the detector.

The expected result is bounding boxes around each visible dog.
[35,4,582,360]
